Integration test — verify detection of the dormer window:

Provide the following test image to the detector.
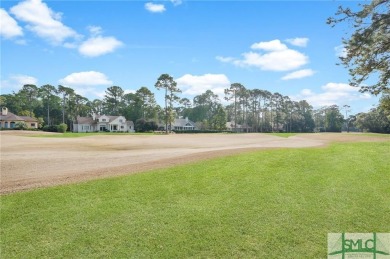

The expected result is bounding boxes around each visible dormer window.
[102,119,106,122]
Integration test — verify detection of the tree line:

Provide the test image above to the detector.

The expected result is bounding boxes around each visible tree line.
[1,73,389,133]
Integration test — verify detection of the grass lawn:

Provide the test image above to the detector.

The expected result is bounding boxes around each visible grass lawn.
[1,142,389,258]
[341,132,390,138]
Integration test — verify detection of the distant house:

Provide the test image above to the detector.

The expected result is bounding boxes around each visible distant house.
[0,107,38,129]
[160,117,198,131]
[226,121,252,133]
[73,114,135,133]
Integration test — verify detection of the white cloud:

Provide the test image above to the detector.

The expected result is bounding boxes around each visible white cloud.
[285,37,309,47]
[59,71,112,86]
[0,74,38,91]
[78,36,123,57]
[281,69,315,80]
[321,82,357,92]
[7,1,122,57]
[59,71,113,98]
[10,0,78,45]
[251,39,287,51]
[87,25,103,37]
[301,88,314,96]
[217,39,309,71]
[0,9,23,39]
[216,56,235,63]
[145,2,166,13]
[239,49,307,71]
[176,73,231,95]
[292,82,371,107]
[334,45,347,58]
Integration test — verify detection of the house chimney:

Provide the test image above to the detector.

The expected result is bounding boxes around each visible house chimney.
[185,117,189,122]
[92,113,96,120]
[2,107,8,115]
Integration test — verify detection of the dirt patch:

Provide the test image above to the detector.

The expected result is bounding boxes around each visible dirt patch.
[0,132,388,194]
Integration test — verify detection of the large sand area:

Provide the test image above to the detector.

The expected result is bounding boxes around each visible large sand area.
[0,131,388,194]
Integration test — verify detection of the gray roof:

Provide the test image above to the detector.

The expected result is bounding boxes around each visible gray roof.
[96,115,122,121]
[173,118,196,127]
[76,116,96,124]
[0,111,37,122]
[19,116,38,122]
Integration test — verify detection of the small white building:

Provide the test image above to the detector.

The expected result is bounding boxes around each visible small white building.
[73,114,134,133]
[161,117,197,131]
[226,121,252,132]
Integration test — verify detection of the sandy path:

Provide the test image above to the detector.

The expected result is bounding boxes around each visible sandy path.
[0,131,387,194]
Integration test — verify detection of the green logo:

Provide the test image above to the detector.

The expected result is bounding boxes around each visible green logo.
[328,233,390,258]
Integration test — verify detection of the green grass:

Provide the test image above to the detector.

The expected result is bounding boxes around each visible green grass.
[1,142,389,258]
[341,132,390,137]
[266,132,297,138]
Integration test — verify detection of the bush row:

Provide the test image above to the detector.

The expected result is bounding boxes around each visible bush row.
[42,123,68,133]
[172,130,232,134]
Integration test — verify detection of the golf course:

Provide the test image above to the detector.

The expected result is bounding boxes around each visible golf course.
[1,132,389,258]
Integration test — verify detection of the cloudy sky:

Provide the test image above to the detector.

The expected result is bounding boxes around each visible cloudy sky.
[0,0,380,113]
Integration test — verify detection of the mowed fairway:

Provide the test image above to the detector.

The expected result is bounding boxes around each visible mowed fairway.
[0,133,389,258]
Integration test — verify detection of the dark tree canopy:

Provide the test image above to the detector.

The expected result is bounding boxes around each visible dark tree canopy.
[328,0,390,95]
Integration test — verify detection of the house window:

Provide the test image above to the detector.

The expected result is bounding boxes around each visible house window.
[102,119,106,122]
[31,123,36,127]
[10,122,15,128]
[121,126,124,129]
[119,119,123,123]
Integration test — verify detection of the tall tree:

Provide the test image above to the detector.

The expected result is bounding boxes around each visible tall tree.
[379,90,390,113]
[91,99,104,115]
[354,108,390,133]
[19,84,39,118]
[155,74,181,133]
[328,0,390,94]
[122,93,141,122]
[39,84,57,125]
[224,83,245,132]
[342,104,351,132]
[104,86,124,115]
[57,85,74,124]
[325,105,344,132]
[136,86,156,119]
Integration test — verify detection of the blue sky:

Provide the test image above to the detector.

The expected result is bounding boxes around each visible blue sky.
[0,0,380,113]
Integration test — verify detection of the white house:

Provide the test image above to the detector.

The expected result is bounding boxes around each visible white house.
[161,117,198,131]
[73,114,134,133]
[226,121,252,132]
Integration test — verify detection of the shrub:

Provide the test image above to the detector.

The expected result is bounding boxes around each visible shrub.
[57,123,68,133]
[172,130,231,134]
[136,119,158,132]
[15,122,28,130]
[42,125,58,132]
